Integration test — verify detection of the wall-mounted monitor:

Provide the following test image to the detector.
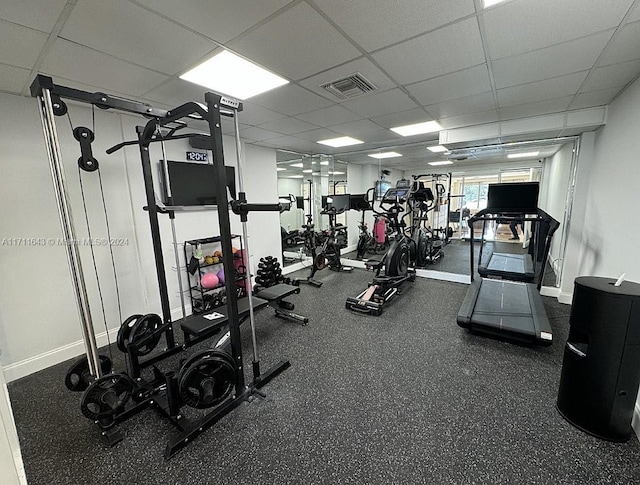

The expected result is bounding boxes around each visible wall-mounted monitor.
[487,182,539,213]
[349,193,371,211]
[161,161,236,206]
[375,180,391,200]
[296,196,304,210]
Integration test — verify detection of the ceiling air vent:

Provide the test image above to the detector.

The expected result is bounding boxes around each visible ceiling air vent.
[320,72,377,100]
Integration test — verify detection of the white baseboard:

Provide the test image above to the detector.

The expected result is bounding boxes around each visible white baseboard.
[540,286,560,298]
[3,327,121,383]
[633,403,640,441]
[414,268,471,284]
[558,291,573,305]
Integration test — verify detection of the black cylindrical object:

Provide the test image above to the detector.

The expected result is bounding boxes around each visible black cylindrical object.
[557,276,640,441]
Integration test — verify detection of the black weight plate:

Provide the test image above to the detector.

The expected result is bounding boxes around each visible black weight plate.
[64,354,112,392]
[178,353,236,409]
[81,373,134,421]
[129,314,163,356]
[117,314,142,353]
[178,349,219,380]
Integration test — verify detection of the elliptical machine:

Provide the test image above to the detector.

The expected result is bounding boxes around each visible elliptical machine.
[406,175,443,266]
[346,182,416,316]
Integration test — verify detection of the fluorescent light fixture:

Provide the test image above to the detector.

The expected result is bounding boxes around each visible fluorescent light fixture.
[320,161,330,166]
[302,169,313,173]
[368,152,402,159]
[290,163,304,168]
[312,172,321,176]
[483,0,508,8]
[328,171,345,175]
[427,145,447,153]
[507,151,540,159]
[390,120,442,137]
[288,175,304,179]
[276,167,287,171]
[428,161,453,166]
[180,50,288,100]
[317,136,364,148]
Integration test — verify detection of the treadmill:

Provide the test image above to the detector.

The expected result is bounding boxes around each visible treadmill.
[457,182,560,346]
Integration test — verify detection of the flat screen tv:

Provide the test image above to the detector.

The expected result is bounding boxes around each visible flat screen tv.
[329,194,351,212]
[349,193,371,211]
[296,196,304,210]
[486,182,539,213]
[162,161,236,206]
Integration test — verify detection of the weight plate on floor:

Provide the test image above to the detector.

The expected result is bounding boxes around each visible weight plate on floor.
[314,253,326,270]
[116,314,142,353]
[64,354,113,392]
[178,351,236,409]
[80,373,134,421]
[128,314,163,356]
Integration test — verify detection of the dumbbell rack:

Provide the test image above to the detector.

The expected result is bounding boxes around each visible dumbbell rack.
[183,235,245,314]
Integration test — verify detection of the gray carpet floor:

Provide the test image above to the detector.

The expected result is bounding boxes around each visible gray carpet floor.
[7,268,640,484]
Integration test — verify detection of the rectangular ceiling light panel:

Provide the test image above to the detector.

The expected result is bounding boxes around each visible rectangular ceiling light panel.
[368,152,402,159]
[180,50,288,100]
[428,161,453,166]
[507,151,540,159]
[391,120,443,137]
[317,136,364,147]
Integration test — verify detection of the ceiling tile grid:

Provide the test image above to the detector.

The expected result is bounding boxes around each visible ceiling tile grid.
[597,20,640,66]
[372,17,486,85]
[228,2,361,81]
[483,0,633,60]
[0,0,68,33]
[407,64,492,106]
[133,0,294,44]
[0,21,48,69]
[496,71,589,108]
[0,64,32,94]
[312,0,476,52]
[581,58,640,92]
[499,96,573,121]
[568,88,622,110]
[491,30,614,88]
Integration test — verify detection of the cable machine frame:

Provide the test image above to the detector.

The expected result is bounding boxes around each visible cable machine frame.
[30,74,290,458]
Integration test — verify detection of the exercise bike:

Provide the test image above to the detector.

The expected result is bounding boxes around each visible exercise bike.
[316,206,353,273]
[346,183,416,316]
[354,188,377,260]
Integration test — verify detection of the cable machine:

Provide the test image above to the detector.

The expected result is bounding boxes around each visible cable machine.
[30,75,292,458]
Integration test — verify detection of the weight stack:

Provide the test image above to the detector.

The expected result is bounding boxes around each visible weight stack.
[557,276,640,441]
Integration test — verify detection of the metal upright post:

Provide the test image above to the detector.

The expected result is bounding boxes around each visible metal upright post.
[204,92,246,394]
[36,88,101,377]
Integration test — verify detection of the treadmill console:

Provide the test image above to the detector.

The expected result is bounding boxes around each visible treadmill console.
[382,187,410,204]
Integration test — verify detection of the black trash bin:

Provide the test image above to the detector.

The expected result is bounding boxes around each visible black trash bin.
[557,276,640,441]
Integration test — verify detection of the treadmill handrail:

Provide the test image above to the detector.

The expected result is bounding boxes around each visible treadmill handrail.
[468,207,560,289]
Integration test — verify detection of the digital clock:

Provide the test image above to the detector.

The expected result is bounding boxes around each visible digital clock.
[186,151,208,162]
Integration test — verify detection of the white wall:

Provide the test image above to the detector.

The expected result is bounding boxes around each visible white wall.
[0,92,280,379]
[558,76,640,425]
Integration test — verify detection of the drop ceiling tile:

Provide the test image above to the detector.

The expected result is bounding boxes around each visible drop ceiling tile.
[298,57,396,102]
[260,135,322,152]
[142,78,216,107]
[331,119,388,138]
[237,102,288,125]
[0,63,31,94]
[295,105,361,126]
[497,72,588,108]
[407,65,491,105]
[582,59,640,91]
[372,18,485,85]
[425,92,496,119]
[627,4,640,23]
[0,21,47,69]
[135,0,292,43]
[492,31,613,89]
[250,84,333,116]
[0,0,67,33]
[239,126,281,141]
[438,110,499,129]
[41,39,169,97]
[61,0,216,75]
[314,0,475,51]
[341,88,418,118]
[568,88,621,110]
[294,128,342,141]
[499,96,573,120]
[370,108,434,129]
[358,130,404,144]
[598,21,640,65]
[258,116,319,135]
[484,0,631,60]
[228,2,360,81]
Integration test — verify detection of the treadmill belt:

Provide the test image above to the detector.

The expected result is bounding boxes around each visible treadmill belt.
[457,278,553,345]
[479,252,535,282]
